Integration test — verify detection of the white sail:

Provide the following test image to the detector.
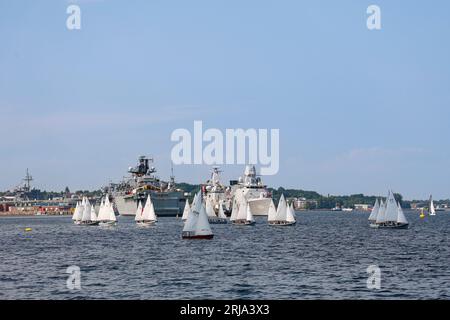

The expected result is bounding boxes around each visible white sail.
[384,191,399,222]
[90,205,98,222]
[134,201,143,221]
[81,198,92,222]
[375,198,387,224]
[276,194,288,221]
[195,198,213,236]
[218,201,227,219]
[246,202,255,223]
[142,195,157,221]
[368,198,380,222]
[98,198,108,221]
[430,195,436,215]
[73,201,83,221]
[230,198,239,221]
[397,201,408,224]
[286,203,296,223]
[267,199,277,222]
[182,200,190,221]
[236,198,248,220]
[99,195,116,222]
[183,191,201,233]
[205,198,216,217]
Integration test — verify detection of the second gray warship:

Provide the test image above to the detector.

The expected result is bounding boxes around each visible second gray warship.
[108,156,186,217]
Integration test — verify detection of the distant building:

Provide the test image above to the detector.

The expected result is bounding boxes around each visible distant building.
[293,198,318,210]
[354,204,371,211]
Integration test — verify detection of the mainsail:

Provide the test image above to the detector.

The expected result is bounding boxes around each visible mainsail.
[429,195,436,215]
[181,200,190,221]
[368,198,380,222]
[384,191,399,222]
[134,201,143,221]
[142,195,157,221]
[375,198,387,224]
[267,199,277,222]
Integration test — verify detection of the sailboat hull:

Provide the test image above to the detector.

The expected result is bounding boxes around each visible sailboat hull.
[371,222,409,229]
[232,220,255,226]
[182,233,214,240]
[268,221,296,226]
[80,221,99,226]
[136,221,156,227]
[208,217,227,224]
[99,221,117,227]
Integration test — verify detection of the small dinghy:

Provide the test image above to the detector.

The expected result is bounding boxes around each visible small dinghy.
[182,191,214,239]
[429,195,436,216]
[232,197,255,225]
[136,195,157,227]
[98,195,117,227]
[268,194,296,226]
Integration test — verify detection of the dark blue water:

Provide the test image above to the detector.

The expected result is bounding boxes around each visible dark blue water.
[0,211,448,299]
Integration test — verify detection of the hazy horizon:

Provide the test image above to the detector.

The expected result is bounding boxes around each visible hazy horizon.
[1,1,450,200]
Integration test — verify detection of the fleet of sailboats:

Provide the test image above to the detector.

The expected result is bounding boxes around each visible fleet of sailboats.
[182,191,214,239]
[72,197,99,226]
[369,191,408,229]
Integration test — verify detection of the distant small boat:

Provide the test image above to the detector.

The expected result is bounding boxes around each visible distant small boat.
[268,194,296,226]
[182,191,214,239]
[80,197,99,226]
[429,195,436,216]
[232,197,255,225]
[136,195,157,227]
[370,191,408,229]
[98,195,117,227]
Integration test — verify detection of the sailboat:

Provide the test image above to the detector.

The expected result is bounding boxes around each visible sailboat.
[80,197,99,226]
[371,191,408,229]
[137,195,157,226]
[232,197,255,225]
[217,200,228,222]
[182,191,214,239]
[98,195,117,226]
[205,197,227,224]
[134,200,143,223]
[230,197,239,223]
[368,198,380,226]
[429,195,436,216]
[268,194,296,226]
[267,199,277,223]
[72,200,83,225]
[181,200,191,221]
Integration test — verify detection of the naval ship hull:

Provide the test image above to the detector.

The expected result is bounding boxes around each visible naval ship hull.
[114,191,186,217]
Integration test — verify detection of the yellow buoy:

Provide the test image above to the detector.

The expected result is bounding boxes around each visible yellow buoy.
[25,227,32,232]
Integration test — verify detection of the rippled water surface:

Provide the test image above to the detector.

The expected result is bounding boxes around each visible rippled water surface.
[0,212,449,299]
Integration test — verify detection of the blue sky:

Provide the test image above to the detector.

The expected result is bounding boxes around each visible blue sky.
[1,0,449,200]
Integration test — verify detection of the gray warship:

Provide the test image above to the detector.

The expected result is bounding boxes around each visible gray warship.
[107,156,186,217]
